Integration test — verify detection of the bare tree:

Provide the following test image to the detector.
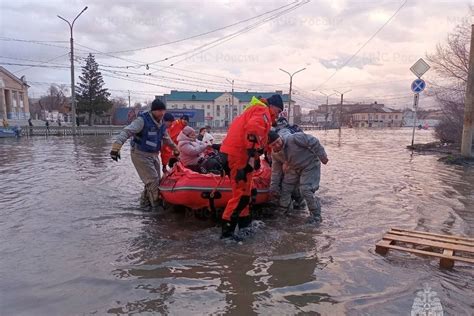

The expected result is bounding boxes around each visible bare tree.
[426,10,471,143]
[111,97,127,110]
[40,84,69,111]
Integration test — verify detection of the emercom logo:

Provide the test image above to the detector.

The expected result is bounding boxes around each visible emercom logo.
[411,284,443,316]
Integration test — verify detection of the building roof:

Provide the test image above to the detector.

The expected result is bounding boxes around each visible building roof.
[351,106,403,114]
[162,90,290,102]
[0,66,30,87]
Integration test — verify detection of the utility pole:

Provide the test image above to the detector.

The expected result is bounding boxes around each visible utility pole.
[280,67,306,124]
[226,79,234,122]
[58,6,88,135]
[128,90,131,107]
[320,91,335,129]
[334,89,351,131]
[461,24,474,158]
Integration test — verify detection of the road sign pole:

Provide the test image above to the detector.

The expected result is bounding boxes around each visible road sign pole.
[411,93,419,148]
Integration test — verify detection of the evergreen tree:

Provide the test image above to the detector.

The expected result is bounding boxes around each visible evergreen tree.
[76,53,112,125]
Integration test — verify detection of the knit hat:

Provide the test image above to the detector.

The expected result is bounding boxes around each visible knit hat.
[163,113,174,122]
[266,94,284,111]
[182,126,195,137]
[268,130,280,145]
[151,99,166,111]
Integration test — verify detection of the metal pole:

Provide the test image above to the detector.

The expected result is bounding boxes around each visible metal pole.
[320,91,335,129]
[58,6,87,136]
[461,24,474,157]
[280,67,306,124]
[128,90,131,107]
[334,89,351,131]
[288,76,293,123]
[69,33,76,135]
[411,93,419,148]
[226,79,234,122]
[231,80,234,121]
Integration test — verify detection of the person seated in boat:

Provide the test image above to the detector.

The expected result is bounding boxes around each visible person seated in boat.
[177,126,212,172]
[197,127,207,141]
[161,114,189,172]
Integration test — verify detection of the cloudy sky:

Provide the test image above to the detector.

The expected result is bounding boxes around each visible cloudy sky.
[0,0,472,110]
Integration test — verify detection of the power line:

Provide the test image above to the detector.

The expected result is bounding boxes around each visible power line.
[312,0,408,91]
[0,62,70,69]
[147,1,309,69]
[105,0,300,55]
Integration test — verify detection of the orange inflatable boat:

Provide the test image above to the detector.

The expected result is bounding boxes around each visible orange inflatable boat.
[159,159,271,210]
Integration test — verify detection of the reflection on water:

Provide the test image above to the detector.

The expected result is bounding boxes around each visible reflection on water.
[0,129,473,315]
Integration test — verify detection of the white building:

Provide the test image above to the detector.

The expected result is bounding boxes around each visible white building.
[158,90,293,128]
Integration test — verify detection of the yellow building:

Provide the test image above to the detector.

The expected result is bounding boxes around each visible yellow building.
[0,66,30,120]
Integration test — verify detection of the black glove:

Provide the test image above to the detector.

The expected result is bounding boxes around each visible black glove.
[235,164,253,182]
[247,148,257,158]
[254,158,261,171]
[211,143,221,151]
[110,150,121,161]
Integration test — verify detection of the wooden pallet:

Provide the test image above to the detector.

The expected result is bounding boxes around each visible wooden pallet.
[375,228,474,268]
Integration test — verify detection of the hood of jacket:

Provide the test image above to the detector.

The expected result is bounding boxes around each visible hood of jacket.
[177,130,194,143]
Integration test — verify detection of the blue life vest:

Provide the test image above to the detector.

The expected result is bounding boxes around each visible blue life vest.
[131,112,167,153]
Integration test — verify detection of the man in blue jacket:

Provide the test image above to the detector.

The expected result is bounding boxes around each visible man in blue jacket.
[110,99,177,207]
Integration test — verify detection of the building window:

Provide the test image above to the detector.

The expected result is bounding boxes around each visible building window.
[216,105,220,111]
[389,115,392,119]
[382,115,386,119]
[191,104,195,109]
[201,105,204,109]
[183,105,187,109]
[192,94,196,100]
[206,112,210,116]
[207,105,210,109]
[172,104,177,109]
[12,91,17,107]
[19,93,24,108]
[395,115,398,119]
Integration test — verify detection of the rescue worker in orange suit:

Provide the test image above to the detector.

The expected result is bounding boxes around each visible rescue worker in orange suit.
[220,94,284,240]
[161,115,189,172]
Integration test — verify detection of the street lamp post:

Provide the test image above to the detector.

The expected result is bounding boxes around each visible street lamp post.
[279,67,306,124]
[58,6,88,135]
[334,89,351,131]
[320,91,336,129]
[226,78,234,123]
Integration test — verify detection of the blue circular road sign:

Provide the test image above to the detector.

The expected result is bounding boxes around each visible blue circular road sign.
[411,79,426,93]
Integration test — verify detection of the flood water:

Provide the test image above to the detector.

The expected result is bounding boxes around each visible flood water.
[0,128,473,315]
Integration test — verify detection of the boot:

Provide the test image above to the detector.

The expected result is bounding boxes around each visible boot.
[306,205,322,224]
[140,188,151,207]
[148,189,162,209]
[306,213,322,225]
[221,220,238,239]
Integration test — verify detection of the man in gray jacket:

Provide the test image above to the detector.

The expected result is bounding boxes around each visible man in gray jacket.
[110,99,177,207]
[268,130,329,223]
